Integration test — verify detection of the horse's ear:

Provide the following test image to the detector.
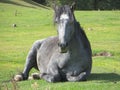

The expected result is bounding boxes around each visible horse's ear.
[53,4,59,24]
[53,4,59,12]
[70,2,76,12]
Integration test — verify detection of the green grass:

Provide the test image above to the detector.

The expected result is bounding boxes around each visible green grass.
[0,0,120,90]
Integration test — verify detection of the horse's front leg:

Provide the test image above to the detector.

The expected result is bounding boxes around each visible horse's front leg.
[41,64,61,83]
[14,40,43,81]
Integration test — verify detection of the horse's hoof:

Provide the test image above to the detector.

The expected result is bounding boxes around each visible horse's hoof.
[28,76,33,80]
[14,74,23,81]
[31,73,40,80]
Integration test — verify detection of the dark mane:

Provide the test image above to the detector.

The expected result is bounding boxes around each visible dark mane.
[75,21,91,54]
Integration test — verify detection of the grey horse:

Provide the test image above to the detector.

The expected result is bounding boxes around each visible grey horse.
[14,4,92,82]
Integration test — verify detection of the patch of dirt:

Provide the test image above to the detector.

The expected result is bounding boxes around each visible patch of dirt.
[93,51,113,57]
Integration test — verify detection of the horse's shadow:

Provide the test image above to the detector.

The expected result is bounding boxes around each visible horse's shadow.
[89,73,120,83]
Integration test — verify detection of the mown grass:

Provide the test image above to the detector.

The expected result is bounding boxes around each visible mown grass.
[0,0,120,90]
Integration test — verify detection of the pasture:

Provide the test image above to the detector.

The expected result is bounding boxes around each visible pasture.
[0,0,120,90]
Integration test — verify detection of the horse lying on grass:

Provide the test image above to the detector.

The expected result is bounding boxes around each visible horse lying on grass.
[14,4,92,82]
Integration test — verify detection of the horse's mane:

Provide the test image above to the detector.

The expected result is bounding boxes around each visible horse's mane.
[75,21,91,52]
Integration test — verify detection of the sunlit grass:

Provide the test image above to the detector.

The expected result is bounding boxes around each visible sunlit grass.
[0,0,120,90]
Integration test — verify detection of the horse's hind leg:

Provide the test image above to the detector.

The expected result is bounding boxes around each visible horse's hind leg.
[14,40,44,81]
[67,66,91,82]
[66,72,87,82]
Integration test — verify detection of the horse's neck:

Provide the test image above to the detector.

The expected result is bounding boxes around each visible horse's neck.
[71,21,91,55]
[74,21,83,43]
[69,22,84,52]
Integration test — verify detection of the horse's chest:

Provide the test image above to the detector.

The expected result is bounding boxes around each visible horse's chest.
[61,62,82,76]
[58,54,86,76]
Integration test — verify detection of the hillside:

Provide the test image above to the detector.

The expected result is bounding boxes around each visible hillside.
[0,0,50,9]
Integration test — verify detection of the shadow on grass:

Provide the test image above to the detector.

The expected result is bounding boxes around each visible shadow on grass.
[89,73,120,82]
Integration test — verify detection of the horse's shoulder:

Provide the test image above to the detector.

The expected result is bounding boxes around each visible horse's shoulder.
[44,36,58,42]
[38,36,58,53]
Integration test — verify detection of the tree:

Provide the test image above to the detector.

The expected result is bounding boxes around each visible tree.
[32,0,45,4]
[32,0,120,10]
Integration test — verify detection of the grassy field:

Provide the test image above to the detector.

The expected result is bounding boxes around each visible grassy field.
[0,0,120,90]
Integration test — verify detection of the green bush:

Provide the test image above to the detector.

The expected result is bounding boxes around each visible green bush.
[33,0,120,10]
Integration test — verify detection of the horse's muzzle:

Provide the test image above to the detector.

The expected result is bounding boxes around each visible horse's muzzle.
[58,43,68,53]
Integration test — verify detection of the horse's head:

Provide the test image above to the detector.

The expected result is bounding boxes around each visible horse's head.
[54,4,76,53]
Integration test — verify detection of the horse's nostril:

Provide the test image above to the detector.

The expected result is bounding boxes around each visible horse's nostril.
[58,43,61,47]
[58,43,63,47]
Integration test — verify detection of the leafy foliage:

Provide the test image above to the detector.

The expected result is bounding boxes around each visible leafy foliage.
[33,0,120,10]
